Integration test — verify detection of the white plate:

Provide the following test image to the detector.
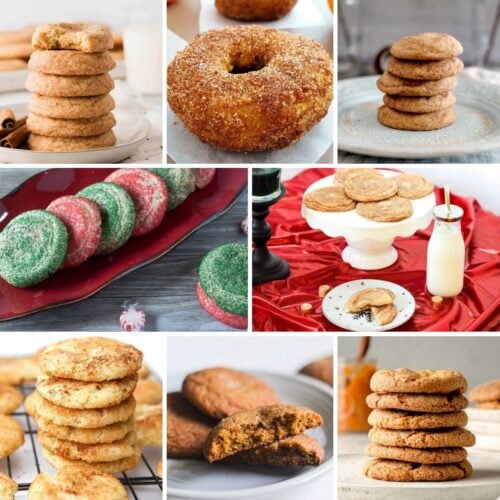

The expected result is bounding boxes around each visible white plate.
[322,279,415,332]
[0,103,150,164]
[339,452,500,500]
[167,371,333,500]
[338,76,500,159]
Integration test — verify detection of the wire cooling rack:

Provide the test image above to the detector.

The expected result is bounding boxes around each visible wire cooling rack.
[1,383,163,499]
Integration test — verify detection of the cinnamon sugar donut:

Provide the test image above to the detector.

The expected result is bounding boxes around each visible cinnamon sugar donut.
[167,26,333,152]
[215,0,298,21]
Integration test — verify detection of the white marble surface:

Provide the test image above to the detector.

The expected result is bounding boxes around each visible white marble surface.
[339,433,500,500]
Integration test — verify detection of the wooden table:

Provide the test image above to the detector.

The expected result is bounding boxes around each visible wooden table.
[0,168,248,332]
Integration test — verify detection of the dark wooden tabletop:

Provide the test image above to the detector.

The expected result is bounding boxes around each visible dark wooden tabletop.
[0,168,248,332]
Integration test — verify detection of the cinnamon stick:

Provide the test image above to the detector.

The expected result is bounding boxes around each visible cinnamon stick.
[0,124,29,148]
[0,117,27,138]
[0,109,16,130]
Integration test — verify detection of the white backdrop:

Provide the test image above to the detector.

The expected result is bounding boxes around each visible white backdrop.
[0,0,161,30]
[282,167,500,215]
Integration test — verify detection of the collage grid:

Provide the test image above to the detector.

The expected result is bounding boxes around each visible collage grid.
[0,0,498,499]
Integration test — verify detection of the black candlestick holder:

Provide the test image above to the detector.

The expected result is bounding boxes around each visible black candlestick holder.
[252,186,290,285]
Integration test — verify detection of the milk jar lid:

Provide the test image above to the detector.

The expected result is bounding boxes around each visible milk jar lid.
[433,204,464,222]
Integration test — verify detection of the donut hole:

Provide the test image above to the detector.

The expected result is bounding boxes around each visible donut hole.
[229,52,269,74]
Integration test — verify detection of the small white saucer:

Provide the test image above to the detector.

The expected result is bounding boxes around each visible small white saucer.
[322,279,415,332]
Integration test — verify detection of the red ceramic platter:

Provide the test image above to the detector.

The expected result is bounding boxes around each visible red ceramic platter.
[0,168,247,321]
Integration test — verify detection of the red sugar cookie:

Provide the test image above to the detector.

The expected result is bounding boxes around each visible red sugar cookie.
[105,168,168,237]
[196,282,247,329]
[195,168,216,189]
[46,196,101,268]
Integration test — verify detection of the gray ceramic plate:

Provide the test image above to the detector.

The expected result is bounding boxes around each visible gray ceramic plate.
[338,76,500,159]
[167,371,333,500]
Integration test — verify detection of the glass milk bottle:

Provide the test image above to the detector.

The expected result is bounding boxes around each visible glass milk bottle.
[426,204,465,297]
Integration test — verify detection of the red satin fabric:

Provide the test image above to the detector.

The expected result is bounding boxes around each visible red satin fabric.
[253,168,500,332]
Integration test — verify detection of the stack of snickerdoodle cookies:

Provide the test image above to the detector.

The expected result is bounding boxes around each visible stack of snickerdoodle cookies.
[168,367,326,466]
[26,23,116,152]
[377,33,463,131]
[29,337,143,473]
[364,368,475,482]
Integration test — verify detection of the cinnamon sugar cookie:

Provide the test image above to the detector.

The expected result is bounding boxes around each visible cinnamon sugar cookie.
[366,392,469,413]
[134,379,162,405]
[469,380,500,403]
[135,409,162,447]
[183,367,280,419]
[364,458,472,482]
[28,131,116,152]
[344,175,398,202]
[0,415,24,458]
[26,72,114,97]
[368,427,475,449]
[38,430,137,463]
[378,105,457,131]
[384,92,455,114]
[32,94,114,122]
[37,416,135,444]
[371,303,398,326]
[0,42,33,60]
[204,405,323,462]
[344,288,395,313]
[38,337,142,382]
[356,196,413,222]
[37,373,138,409]
[0,472,17,500]
[366,443,467,465]
[370,369,468,394]
[0,357,39,384]
[167,392,215,459]
[29,465,127,500]
[0,384,23,414]
[395,174,434,199]
[387,57,463,81]
[31,392,136,428]
[303,186,356,212]
[334,168,382,185]
[390,33,463,61]
[368,409,468,430]
[377,72,457,97]
[41,445,141,474]
[32,23,114,53]
[29,50,116,76]
[27,112,115,138]
[0,59,27,71]
[476,401,500,409]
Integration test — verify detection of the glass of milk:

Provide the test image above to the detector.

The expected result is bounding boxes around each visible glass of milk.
[426,204,465,297]
[123,23,162,95]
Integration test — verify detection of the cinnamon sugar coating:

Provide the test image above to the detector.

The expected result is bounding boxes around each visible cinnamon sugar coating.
[167,26,333,152]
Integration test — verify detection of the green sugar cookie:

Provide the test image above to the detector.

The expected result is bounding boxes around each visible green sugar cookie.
[0,210,68,288]
[148,168,195,210]
[78,182,135,255]
[198,243,248,316]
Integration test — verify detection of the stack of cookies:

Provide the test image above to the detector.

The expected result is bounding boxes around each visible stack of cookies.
[303,168,434,223]
[377,32,463,131]
[168,367,326,466]
[467,379,500,453]
[364,368,475,482]
[30,337,143,473]
[25,23,117,152]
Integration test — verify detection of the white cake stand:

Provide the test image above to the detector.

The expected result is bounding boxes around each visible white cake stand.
[301,170,436,270]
